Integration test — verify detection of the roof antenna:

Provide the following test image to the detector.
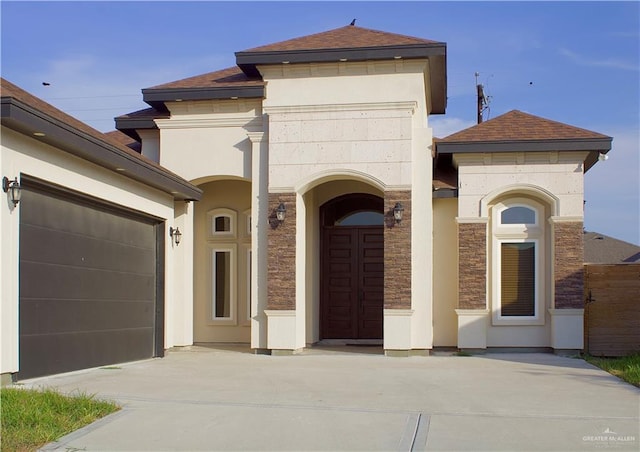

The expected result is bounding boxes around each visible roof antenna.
[350,18,356,26]
[475,72,490,124]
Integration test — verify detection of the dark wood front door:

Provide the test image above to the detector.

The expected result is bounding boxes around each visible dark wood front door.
[321,227,384,339]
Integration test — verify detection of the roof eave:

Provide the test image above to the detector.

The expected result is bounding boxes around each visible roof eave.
[436,137,612,155]
[142,85,265,111]
[114,116,165,141]
[1,97,202,202]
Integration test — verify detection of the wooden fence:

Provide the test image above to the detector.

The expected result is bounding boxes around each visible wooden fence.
[584,264,640,357]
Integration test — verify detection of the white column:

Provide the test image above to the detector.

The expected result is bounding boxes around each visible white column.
[295,191,306,349]
[248,131,269,351]
[411,126,433,350]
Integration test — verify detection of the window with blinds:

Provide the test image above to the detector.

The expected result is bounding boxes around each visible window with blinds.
[500,242,535,316]
[492,198,545,325]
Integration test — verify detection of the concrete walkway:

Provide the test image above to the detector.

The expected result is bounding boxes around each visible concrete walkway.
[18,346,639,451]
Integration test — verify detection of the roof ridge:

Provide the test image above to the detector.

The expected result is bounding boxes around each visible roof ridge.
[240,24,441,53]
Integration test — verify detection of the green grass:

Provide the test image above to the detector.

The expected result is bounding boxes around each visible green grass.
[1,387,119,452]
[584,353,640,387]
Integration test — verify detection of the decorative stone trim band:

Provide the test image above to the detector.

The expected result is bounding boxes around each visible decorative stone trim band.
[549,216,584,223]
[264,101,417,115]
[455,217,489,224]
[155,117,263,130]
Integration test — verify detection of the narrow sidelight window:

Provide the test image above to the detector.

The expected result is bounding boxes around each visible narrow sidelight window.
[213,250,232,318]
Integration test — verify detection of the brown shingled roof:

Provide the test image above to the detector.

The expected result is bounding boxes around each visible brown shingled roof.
[1,77,201,201]
[441,110,610,143]
[241,25,441,53]
[148,66,264,90]
[104,130,142,153]
[1,77,124,148]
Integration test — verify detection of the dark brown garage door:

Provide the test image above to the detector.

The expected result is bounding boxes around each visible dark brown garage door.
[18,179,164,379]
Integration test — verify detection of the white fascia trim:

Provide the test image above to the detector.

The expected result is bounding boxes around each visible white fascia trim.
[548,308,584,316]
[264,101,417,116]
[264,310,297,317]
[155,117,263,130]
[455,217,489,224]
[383,309,414,316]
[549,216,584,223]
[268,186,296,194]
[455,309,490,316]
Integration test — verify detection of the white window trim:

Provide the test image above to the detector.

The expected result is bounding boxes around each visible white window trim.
[209,243,237,325]
[207,208,237,239]
[491,199,545,326]
[243,209,252,237]
[245,246,252,324]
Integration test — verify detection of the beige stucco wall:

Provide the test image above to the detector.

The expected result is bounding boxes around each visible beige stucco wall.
[0,127,177,376]
[155,99,263,182]
[432,197,458,346]
[193,179,252,343]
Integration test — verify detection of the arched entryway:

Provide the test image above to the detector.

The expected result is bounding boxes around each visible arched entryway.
[320,193,384,340]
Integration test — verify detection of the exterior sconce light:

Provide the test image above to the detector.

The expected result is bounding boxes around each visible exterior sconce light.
[169,226,182,246]
[276,203,286,222]
[598,152,608,162]
[393,202,404,223]
[3,176,22,207]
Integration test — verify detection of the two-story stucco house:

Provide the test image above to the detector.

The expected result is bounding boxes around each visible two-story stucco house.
[1,25,612,381]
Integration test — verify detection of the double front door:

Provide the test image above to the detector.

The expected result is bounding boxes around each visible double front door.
[321,227,384,339]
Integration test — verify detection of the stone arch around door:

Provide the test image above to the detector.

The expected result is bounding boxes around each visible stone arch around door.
[320,193,384,340]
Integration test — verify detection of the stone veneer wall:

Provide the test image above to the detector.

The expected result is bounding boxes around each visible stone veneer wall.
[458,222,487,309]
[384,190,411,309]
[267,192,296,310]
[553,221,584,309]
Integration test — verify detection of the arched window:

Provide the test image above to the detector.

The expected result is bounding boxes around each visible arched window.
[492,199,545,325]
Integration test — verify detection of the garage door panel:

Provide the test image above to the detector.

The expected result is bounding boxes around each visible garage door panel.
[21,261,155,301]
[20,299,154,335]
[19,328,154,380]
[19,184,161,380]
[22,191,153,246]
[21,224,155,274]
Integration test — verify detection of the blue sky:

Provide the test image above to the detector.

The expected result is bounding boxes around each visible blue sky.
[2,1,639,244]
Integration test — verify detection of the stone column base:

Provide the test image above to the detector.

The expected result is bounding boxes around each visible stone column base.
[265,310,301,353]
[383,309,413,352]
[549,308,584,352]
[455,309,489,350]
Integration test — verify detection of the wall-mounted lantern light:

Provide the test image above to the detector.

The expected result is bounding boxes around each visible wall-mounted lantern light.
[3,176,22,207]
[276,203,286,222]
[169,226,182,246]
[393,202,404,223]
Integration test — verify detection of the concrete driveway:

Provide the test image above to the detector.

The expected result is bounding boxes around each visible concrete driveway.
[20,346,639,451]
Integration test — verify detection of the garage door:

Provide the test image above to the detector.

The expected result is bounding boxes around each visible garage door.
[18,179,164,379]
